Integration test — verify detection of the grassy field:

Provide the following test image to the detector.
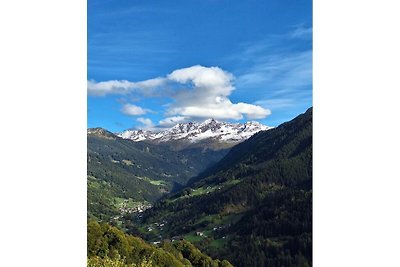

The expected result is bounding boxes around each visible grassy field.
[172,179,242,203]
[209,238,228,249]
[183,232,206,243]
[136,176,166,186]
[196,213,243,227]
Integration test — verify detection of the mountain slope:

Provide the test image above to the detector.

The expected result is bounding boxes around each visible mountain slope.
[189,107,312,185]
[87,129,228,221]
[139,107,312,267]
[119,119,272,150]
[88,221,233,267]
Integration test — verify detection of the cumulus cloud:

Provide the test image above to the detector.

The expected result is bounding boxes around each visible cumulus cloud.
[167,98,269,120]
[165,65,269,120]
[137,117,154,129]
[121,104,148,116]
[159,116,187,127]
[168,65,234,96]
[232,102,272,119]
[88,65,271,122]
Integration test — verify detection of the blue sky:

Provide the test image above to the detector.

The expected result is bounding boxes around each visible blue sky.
[88,0,312,132]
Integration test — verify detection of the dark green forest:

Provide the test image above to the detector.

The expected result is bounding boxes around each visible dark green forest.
[139,108,312,266]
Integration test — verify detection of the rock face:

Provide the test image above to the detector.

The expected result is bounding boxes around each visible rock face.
[118,119,272,148]
[87,127,117,140]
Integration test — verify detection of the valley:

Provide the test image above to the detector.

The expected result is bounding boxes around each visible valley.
[87,128,229,222]
[87,108,312,267]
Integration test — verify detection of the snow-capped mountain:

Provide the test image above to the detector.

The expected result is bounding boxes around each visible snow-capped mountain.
[118,119,272,146]
[119,129,153,142]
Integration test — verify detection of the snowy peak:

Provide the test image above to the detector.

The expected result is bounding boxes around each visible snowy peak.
[118,119,272,146]
[201,118,218,126]
[119,129,153,142]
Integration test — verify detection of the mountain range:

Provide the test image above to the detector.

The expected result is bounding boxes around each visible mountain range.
[118,119,272,150]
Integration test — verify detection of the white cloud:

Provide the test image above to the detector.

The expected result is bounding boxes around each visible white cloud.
[88,65,271,122]
[87,77,166,96]
[137,117,154,129]
[121,104,148,116]
[168,65,234,96]
[167,97,270,120]
[165,65,269,120]
[87,80,134,96]
[233,102,272,119]
[159,116,187,127]
[134,77,167,95]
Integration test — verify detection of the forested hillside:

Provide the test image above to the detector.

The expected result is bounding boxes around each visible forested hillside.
[88,221,233,267]
[87,129,228,222]
[138,108,312,267]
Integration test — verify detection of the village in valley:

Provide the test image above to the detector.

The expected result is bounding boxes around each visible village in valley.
[112,198,152,221]
[109,195,238,250]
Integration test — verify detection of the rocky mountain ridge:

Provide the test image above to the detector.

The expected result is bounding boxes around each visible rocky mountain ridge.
[118,119,272,145]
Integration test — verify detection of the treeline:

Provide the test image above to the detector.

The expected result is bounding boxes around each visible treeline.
[87,221,233,267]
